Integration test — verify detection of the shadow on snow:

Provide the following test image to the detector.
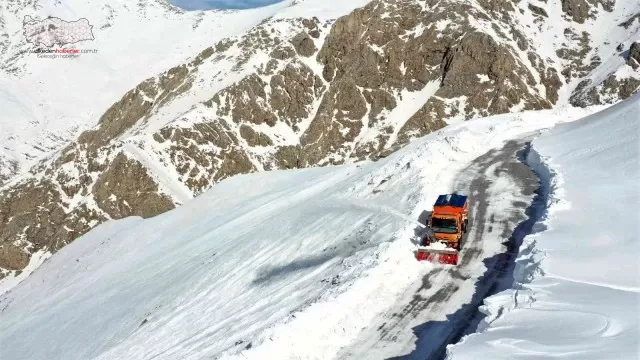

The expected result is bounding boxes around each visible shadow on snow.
[251,252,336,285]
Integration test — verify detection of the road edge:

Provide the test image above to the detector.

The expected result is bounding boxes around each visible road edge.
[444,143,558,358]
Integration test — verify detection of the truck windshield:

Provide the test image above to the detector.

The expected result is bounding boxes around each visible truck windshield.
[431,217,458,234]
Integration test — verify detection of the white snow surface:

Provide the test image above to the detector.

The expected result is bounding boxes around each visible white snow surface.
[448,94,640,359]
[0,104,600,360]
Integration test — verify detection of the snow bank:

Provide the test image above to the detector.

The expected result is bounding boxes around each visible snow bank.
[448,94,640,359]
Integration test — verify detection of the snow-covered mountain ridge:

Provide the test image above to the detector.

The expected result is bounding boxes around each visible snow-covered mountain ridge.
[0,0,639,285]
[0,0,291,184]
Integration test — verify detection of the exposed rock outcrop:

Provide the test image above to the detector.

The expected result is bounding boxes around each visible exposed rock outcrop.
[269,62,324,130]
[79,64,194,149]
[571,76,640,107]
[528,3,548,18]
[628,42,640,70]
[240,125,274,147]
[0,245,30,271]
[93,153,175,219]
[561,0,591,23]
[290,32,317,57]
[438,32,550,114]
[570,41,640,107]
[561,0,614,23]
[620,12,640,29]
[0,180,104,263]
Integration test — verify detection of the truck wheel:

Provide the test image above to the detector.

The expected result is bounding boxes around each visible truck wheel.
[421,235,429,247]
[463,219,469,233]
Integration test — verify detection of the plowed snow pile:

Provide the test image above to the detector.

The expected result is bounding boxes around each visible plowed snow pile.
[448,94,640,359]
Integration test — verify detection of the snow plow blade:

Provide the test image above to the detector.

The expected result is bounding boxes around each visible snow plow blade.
[415,248,459,265]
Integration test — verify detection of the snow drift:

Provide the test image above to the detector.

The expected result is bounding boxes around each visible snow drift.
[448,93,640,359]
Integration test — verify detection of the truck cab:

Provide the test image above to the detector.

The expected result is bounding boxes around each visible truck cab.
[425,194,469,251]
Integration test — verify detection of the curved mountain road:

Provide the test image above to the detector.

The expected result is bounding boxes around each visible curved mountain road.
[336,140,543,360]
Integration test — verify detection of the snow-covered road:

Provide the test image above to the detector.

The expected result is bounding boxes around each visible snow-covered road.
[338,139,543,360]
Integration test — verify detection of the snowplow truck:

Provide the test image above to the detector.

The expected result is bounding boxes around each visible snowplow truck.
[416,193,469,265]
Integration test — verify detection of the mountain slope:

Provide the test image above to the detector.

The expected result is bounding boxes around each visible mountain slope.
[0,104,597,360]
[1,0,639,285]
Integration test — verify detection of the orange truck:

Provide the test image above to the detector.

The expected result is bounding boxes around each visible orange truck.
[416,193,469,265]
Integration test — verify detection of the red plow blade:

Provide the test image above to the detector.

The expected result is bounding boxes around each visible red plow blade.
[416,249,459,265]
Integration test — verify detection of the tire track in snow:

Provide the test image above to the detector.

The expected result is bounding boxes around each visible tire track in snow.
[336,139,542,360]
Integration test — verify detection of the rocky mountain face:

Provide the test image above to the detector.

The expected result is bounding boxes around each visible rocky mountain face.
[1,0,639,278]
